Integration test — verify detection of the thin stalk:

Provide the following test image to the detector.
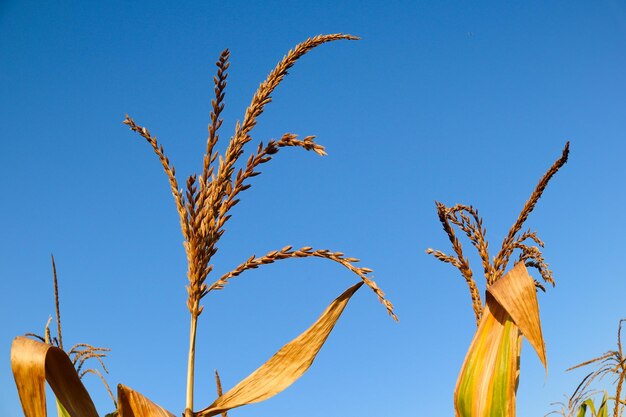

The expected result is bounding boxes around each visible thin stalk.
[615,371,625,417]
[51,254,63,350]
[185,315,199,417]
[126,35,362,417]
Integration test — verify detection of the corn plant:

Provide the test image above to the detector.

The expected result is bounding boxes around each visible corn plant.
[13,256,115,417]
[427,143,569,416]
[548,390,610,417]
[558,319,626,417]
[578,394,610,417]
[10,34,395,417]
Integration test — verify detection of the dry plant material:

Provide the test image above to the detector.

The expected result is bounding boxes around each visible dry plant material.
[11,34,394,417]
[427,143,569,417]
[11,336,99,417]
[564,319,626,417]
[117,385,176,417]
[198,282,363,416]
[15,256,116,417]
[123,33,395,417]
[455,263,546,416]
[213,371,227,417]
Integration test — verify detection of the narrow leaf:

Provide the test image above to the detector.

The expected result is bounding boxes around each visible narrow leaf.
[597,392,608,417]
[197,282,364,417]
[11,336,99,417]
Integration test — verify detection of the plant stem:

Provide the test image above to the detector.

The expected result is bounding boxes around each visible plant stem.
[614,370,625,417]
[185,314,198,417]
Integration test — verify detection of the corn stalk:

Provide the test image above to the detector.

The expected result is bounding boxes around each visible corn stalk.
[11,34,395,417]
[428,143,569,416]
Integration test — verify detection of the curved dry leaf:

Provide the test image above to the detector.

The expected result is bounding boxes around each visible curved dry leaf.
[11,336,99,417]
[487,262,547,368]
[117,384,175,417]
[197,282,364,417]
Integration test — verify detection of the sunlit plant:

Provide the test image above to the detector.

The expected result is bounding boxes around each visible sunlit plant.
[427,143,569,416]
[552,319,626,417]
[548,388,610,417]
[10,34,395,417]
[13,256,115,417]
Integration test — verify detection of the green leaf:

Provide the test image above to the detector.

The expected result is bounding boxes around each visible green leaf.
[597,392,608,417]
[454,263,546,416]
[56,399,71,417]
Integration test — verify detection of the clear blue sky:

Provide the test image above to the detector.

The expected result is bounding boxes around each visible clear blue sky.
[1,1,625,416]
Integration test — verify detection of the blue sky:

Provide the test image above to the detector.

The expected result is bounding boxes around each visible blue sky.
[1,1,625,416]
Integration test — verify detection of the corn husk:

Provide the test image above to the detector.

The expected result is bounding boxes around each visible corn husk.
[454,262,547,417]
[197,282,363,417]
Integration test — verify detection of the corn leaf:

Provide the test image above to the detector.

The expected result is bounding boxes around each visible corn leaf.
[597,393,609,417]
[578,403,590,417]
[577,392,609,417]
[117,384,175,417]
[590,392,608,417]
[454,262,547,417]
[488,262,547,369]
[11,336,99,417]
[197,282,364,417]
[56,399,71,417]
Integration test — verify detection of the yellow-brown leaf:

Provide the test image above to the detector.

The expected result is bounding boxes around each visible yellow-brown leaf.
[197,282,364,417]
[117,384,175,417]
[454,262,547,417]
[11,336,99,417]
[487,262,547,369]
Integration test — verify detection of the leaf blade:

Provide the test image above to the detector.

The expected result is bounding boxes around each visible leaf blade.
[117,384,175,417]
[11,336,99,417]
[197,282,364,417]
[488,262,547,368]
[454,262,546,417]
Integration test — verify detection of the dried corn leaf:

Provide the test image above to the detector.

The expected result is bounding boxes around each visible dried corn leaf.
[488,262,547,369]
[454,295,521,416]
[11,336,99,417]
[454,262,546,417]
[117,384,175,417]
[197,282,364,417]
